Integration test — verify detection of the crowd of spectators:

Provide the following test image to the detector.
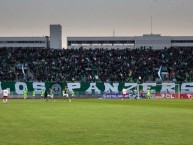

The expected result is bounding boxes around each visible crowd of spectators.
[0,47,193,83]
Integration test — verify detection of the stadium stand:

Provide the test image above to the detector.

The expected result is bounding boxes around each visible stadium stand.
[0,47,193,82]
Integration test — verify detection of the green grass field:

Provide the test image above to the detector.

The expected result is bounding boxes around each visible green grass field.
[0,98,193,145]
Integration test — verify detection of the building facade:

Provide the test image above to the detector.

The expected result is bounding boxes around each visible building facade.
[0,24,62,49]
[67,34,193,49]
[1,24,193,50]
[50,24,62,49]
[0,37,48,48]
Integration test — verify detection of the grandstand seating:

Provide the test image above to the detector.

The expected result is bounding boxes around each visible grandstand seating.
[0,47,193,82]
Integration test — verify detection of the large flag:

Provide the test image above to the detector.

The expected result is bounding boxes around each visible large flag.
[158,66,163,81]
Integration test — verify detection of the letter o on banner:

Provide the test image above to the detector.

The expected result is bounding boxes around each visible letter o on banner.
[15,82,27,95]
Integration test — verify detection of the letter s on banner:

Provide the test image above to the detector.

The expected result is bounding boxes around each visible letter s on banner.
[33,82,45,94]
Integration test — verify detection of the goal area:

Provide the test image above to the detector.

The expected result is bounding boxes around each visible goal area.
[137,84,181,99]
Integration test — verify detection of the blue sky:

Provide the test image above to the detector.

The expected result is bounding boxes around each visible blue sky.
[0,0,193,47]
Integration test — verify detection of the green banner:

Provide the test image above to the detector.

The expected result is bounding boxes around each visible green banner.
[0,81,193,95]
